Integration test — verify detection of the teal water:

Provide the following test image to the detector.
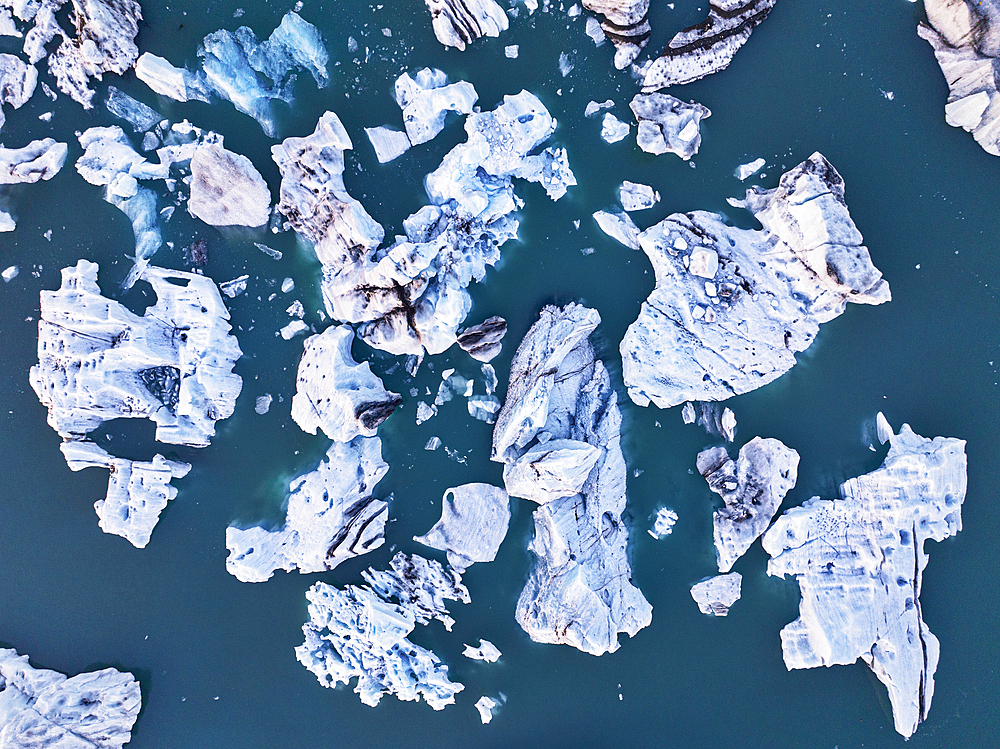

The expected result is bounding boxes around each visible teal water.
[1,1,998,747]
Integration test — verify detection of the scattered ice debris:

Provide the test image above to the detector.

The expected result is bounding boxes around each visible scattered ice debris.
[61,441,190,548]
[558,51,574,76]
[255,394,273,414]
[0,138,67,183]
[0,648,141,748]
[630,93,710,159]
[463,639,502,663]
[919,0,1000,155]
[105,86,160,133]
[255,242,282,259]
[582,0,651,68]
[17,0,142,109]
[621,153,891,409]
[425,436,442,450]
[364,126,411,163]
[395,68,478,146]
[642,0,777,90]
[279,320,309,339]
[2,264,17,280]
[290,325,401,442]
[189,144,271,227]
[363,552,471,631]
[492,303,652,655]
[580,246,595,255]
[593,209,640,249]
[297,553,468,710]
[648,507,678,539]
[226,436,389,582]
[30,260,242,447]
[136,11,328,137]
[468,395,500,423]
[600,112,629,143]
[505,44,519,58]
[690,573,742,616]
[0,53,36,113]
[585,99,614,117]
[737,157,766,181]
[416,401,438,424]
[475,695,498,724]
[697,437,798,573]
[619,181,659,211]
[763,419,967,738]
[414,483,511,571]
[220,274,249,298]
[422,0,509,50]
[457,316,507,362]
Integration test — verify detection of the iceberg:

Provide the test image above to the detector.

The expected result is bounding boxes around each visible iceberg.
[648,507,678,539]
[492,303,652,656]
[697,437,798,573]
[290,325,401,442]
[582,0,650,68]
[463,639,501,662]
[621,153,890,409]
[630,93,711,160]
[61,440,191,548]
[0,137,66,183]
[619,180,659,212]
[188,143,271,227]
[364,126,411,163]
[0,648,141,748]
[395,68,478,146]
[30,259,242,447]
[690,573,742,616]
[642,0,777,90]
[0,52,36,109]
[422,0,508,50]
[763,418,967,738]
[225,436,389,582]
[105,86,160,133]
[456,316,506,362]
[362,552,471,632]
[475,695,498,723]
[600,112,629,143]
[502,439,601,504]
[414,483,511,572]
[737,157,766,180]
[135,52,211,103]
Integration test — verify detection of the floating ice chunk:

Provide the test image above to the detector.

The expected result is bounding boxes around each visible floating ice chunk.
[468,395,501,423]
[503,439,601,504]
[514,146,577,200]
[255,394,272,414]
[61,440,191,548]
[425,436,442,450]
[698,437,798,572]
[110,186,162,279]
[105,86,160,132]
[365,126,411,163]
[619,181,659,211]
[585,16,606,45]
[631,93,711,159]
[681,402,696,423]
[220,275,249,298]
[0,138,66,183]
[362,552,471,631]
[763,421,966,738]
[423,0,509,50]
[75,127,145,185]
[2,263,17,279]
[135,53,211,103]
[226,436,389,582]
[256,242,282,259]
[416,401,438,424]
[558,51,574,76]
[505,44,519,58]
[737,157,766,180]
[0,8,22,38]
[0,648,141,748]
[188,144,271,227]
[593,210,640,249]
[280,320,309,339]
[394,68,479,146]
[457,316,506,362]
[463,639,502,662]
[690,573,741,615]
[600,112,629,143]
[475,695,498,723]
[30,260,243,447]
[875,410,893,445]
[648,507,678,538]
[249,11,329,89]
[291,325,401,442]
[585,99,614,117]
[0,53,36,109]
[719,406,736,441]
[414,483,511,571]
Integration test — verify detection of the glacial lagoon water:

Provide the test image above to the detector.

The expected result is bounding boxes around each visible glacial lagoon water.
[1,1,998,747]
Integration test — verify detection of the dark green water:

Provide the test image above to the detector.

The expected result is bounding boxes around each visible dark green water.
[1,1,997,747]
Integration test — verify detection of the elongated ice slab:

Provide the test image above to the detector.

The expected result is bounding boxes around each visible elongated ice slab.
[414,483,511,572]
[0,648,141,748]
[226,436,389,582]
[0,138,66,183]
[763,419,967,738]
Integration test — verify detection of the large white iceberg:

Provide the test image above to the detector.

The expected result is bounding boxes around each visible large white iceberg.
[0,648,141,748]
[763,418,967,738]
[492,303,652,656]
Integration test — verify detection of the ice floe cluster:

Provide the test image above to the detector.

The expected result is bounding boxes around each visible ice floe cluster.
[620,153,890,409]
[296,553,470,709]
[919,0,1000,155]
[763,417,967,738]
[0,648,141,748]
[492,303,652,656]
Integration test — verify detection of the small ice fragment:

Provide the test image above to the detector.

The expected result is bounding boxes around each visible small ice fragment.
[220,275,249,298]
[876,411,893,445]
[255,242,282,260]
[585,16,605,45]
[673,236,688,251]
[468,395,500,423]
[43,230,51,241]
[601,113,629,143]
[558,52,574,77]
[585,99,613,117]
[526,0,538,12]
[281,277,294,293]
[382,28,392,37]
[677,120,699,142]
[159,206,174,221]
[580,246,595,255]
[568,3,581,17]
[365,126,410,163]
[347,36,358,52]
[0,211,14,232]
[648,507,678,539]
[38,111,52,121]
[505,45,519,58]
[720,407,736,442]
[286,300,305,318]
[441,368,455,380]
[737,157,766,181]
[481,363,497,395]
[416,401,438,425]
[424,436,442,451]
[463,639,501,662]
[2,265,18,282]
[106,87,161,133]
[681,402,696,424]
[475,696,498,724]
[619,181,660,212]
[690,573,742,616]
[141,131,159,151]
[280,320,309,340]
[255,394,272,414]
